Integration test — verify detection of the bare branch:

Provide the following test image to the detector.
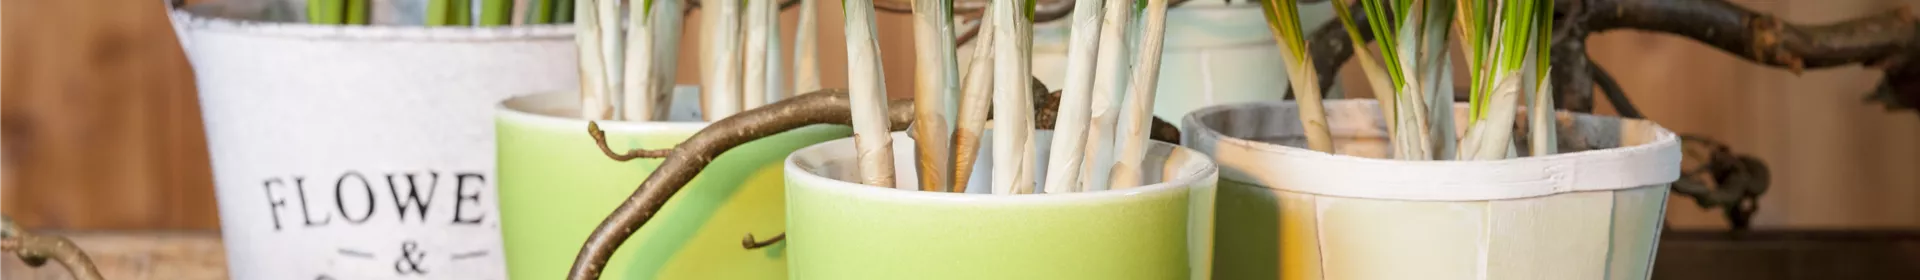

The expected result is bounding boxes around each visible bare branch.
[741,233,786,249]
[568,84,1182,279]
[588,122,673,161]
[2,217,103,280]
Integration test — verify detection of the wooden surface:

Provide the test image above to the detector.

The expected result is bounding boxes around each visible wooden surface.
[1,231,226,280]
[1652,230,1920,279]
[2,230,1914,280]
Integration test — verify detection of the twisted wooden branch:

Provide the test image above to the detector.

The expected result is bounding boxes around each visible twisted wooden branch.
[568,83,1183,280]
[1,217,103,280]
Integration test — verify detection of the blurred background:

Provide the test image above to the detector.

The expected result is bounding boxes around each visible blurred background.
[2,0,1918,277]
[10,0,1911,231]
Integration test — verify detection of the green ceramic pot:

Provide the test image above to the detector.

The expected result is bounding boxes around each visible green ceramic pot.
[495,92,849,279]
[782,132,1219,280]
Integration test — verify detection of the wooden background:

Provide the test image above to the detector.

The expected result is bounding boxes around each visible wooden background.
[2,0,1916,231]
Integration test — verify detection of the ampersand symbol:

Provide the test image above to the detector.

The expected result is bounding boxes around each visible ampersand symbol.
[394,241,428,275]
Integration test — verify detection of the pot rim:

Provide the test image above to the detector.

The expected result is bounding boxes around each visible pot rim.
[1184,100,1682,201]
[785,131,1218,205]
[497,91,711,133]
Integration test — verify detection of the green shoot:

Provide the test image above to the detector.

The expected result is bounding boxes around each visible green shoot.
[309,0,346,25]
[1456,0,1550,160]
[527,0,554,24]
[427,0,452,26]
[482,0,513,26]
[1330,0,1445,160]
[346,0,369,24]
[555,0,576,23]
[1258,0,1333,152]
[452,0,473,25]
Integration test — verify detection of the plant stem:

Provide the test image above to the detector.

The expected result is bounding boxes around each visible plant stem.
[482,0,514,25]
[701,0,745,121]
[1107,0,1167,190]
[575,0,617,119]
[1258,0,1333,153]
[624,0,660,121]
[650,0,685,120]
[949,11,997,193]
[911,0,959,192]
[744,0,776,111]
[989,0,1036,194]
[766,10,786,103]
[563,88,1183,280]
[346,0,370,24]
[453,0,474,25]
[555,0,576,22]
[845,0,898,188]
[528,0,554,24]
[794,0,823,93]
[312,0,347,25]
[1078,0,1132,192]
[1039,0,1104,194]
[428,0,455,25]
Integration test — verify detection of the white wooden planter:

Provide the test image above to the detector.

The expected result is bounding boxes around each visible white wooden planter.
[169,0,575,278]
[957,1,1335,126]
[1184,100,1681,280]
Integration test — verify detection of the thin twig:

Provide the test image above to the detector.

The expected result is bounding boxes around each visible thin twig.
[1589,60,1641,119]
[741,233,786,249]
[588,122,673,161]
[2,217,103,280]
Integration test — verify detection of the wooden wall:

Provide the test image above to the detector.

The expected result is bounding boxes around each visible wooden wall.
[3,0,217,229]
[2,0,1916,230]
[1587,0,1920,229]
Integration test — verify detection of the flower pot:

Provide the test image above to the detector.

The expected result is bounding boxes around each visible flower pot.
[494,90,850,279]
[169,0,575,278]
[782,131,1219,279]
[956,1,1336,126]
[1185,100,1681,280]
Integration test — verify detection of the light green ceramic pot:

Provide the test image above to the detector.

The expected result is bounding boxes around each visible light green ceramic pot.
[495,91,850,279]
[783,132,1219,280]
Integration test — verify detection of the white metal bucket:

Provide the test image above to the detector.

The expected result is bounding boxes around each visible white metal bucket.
[169,0,575,278]
[1185,100,1681,280]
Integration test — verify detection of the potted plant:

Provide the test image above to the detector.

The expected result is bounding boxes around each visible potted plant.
[168,0,576,278]
[491,0,856,279]
[558,0,1211,279]
[1188,0,1920,279]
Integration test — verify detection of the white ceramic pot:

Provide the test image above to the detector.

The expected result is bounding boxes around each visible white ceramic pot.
[1186,100,1681,280]
[169,0,575,278]
[957,1,1335,127]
